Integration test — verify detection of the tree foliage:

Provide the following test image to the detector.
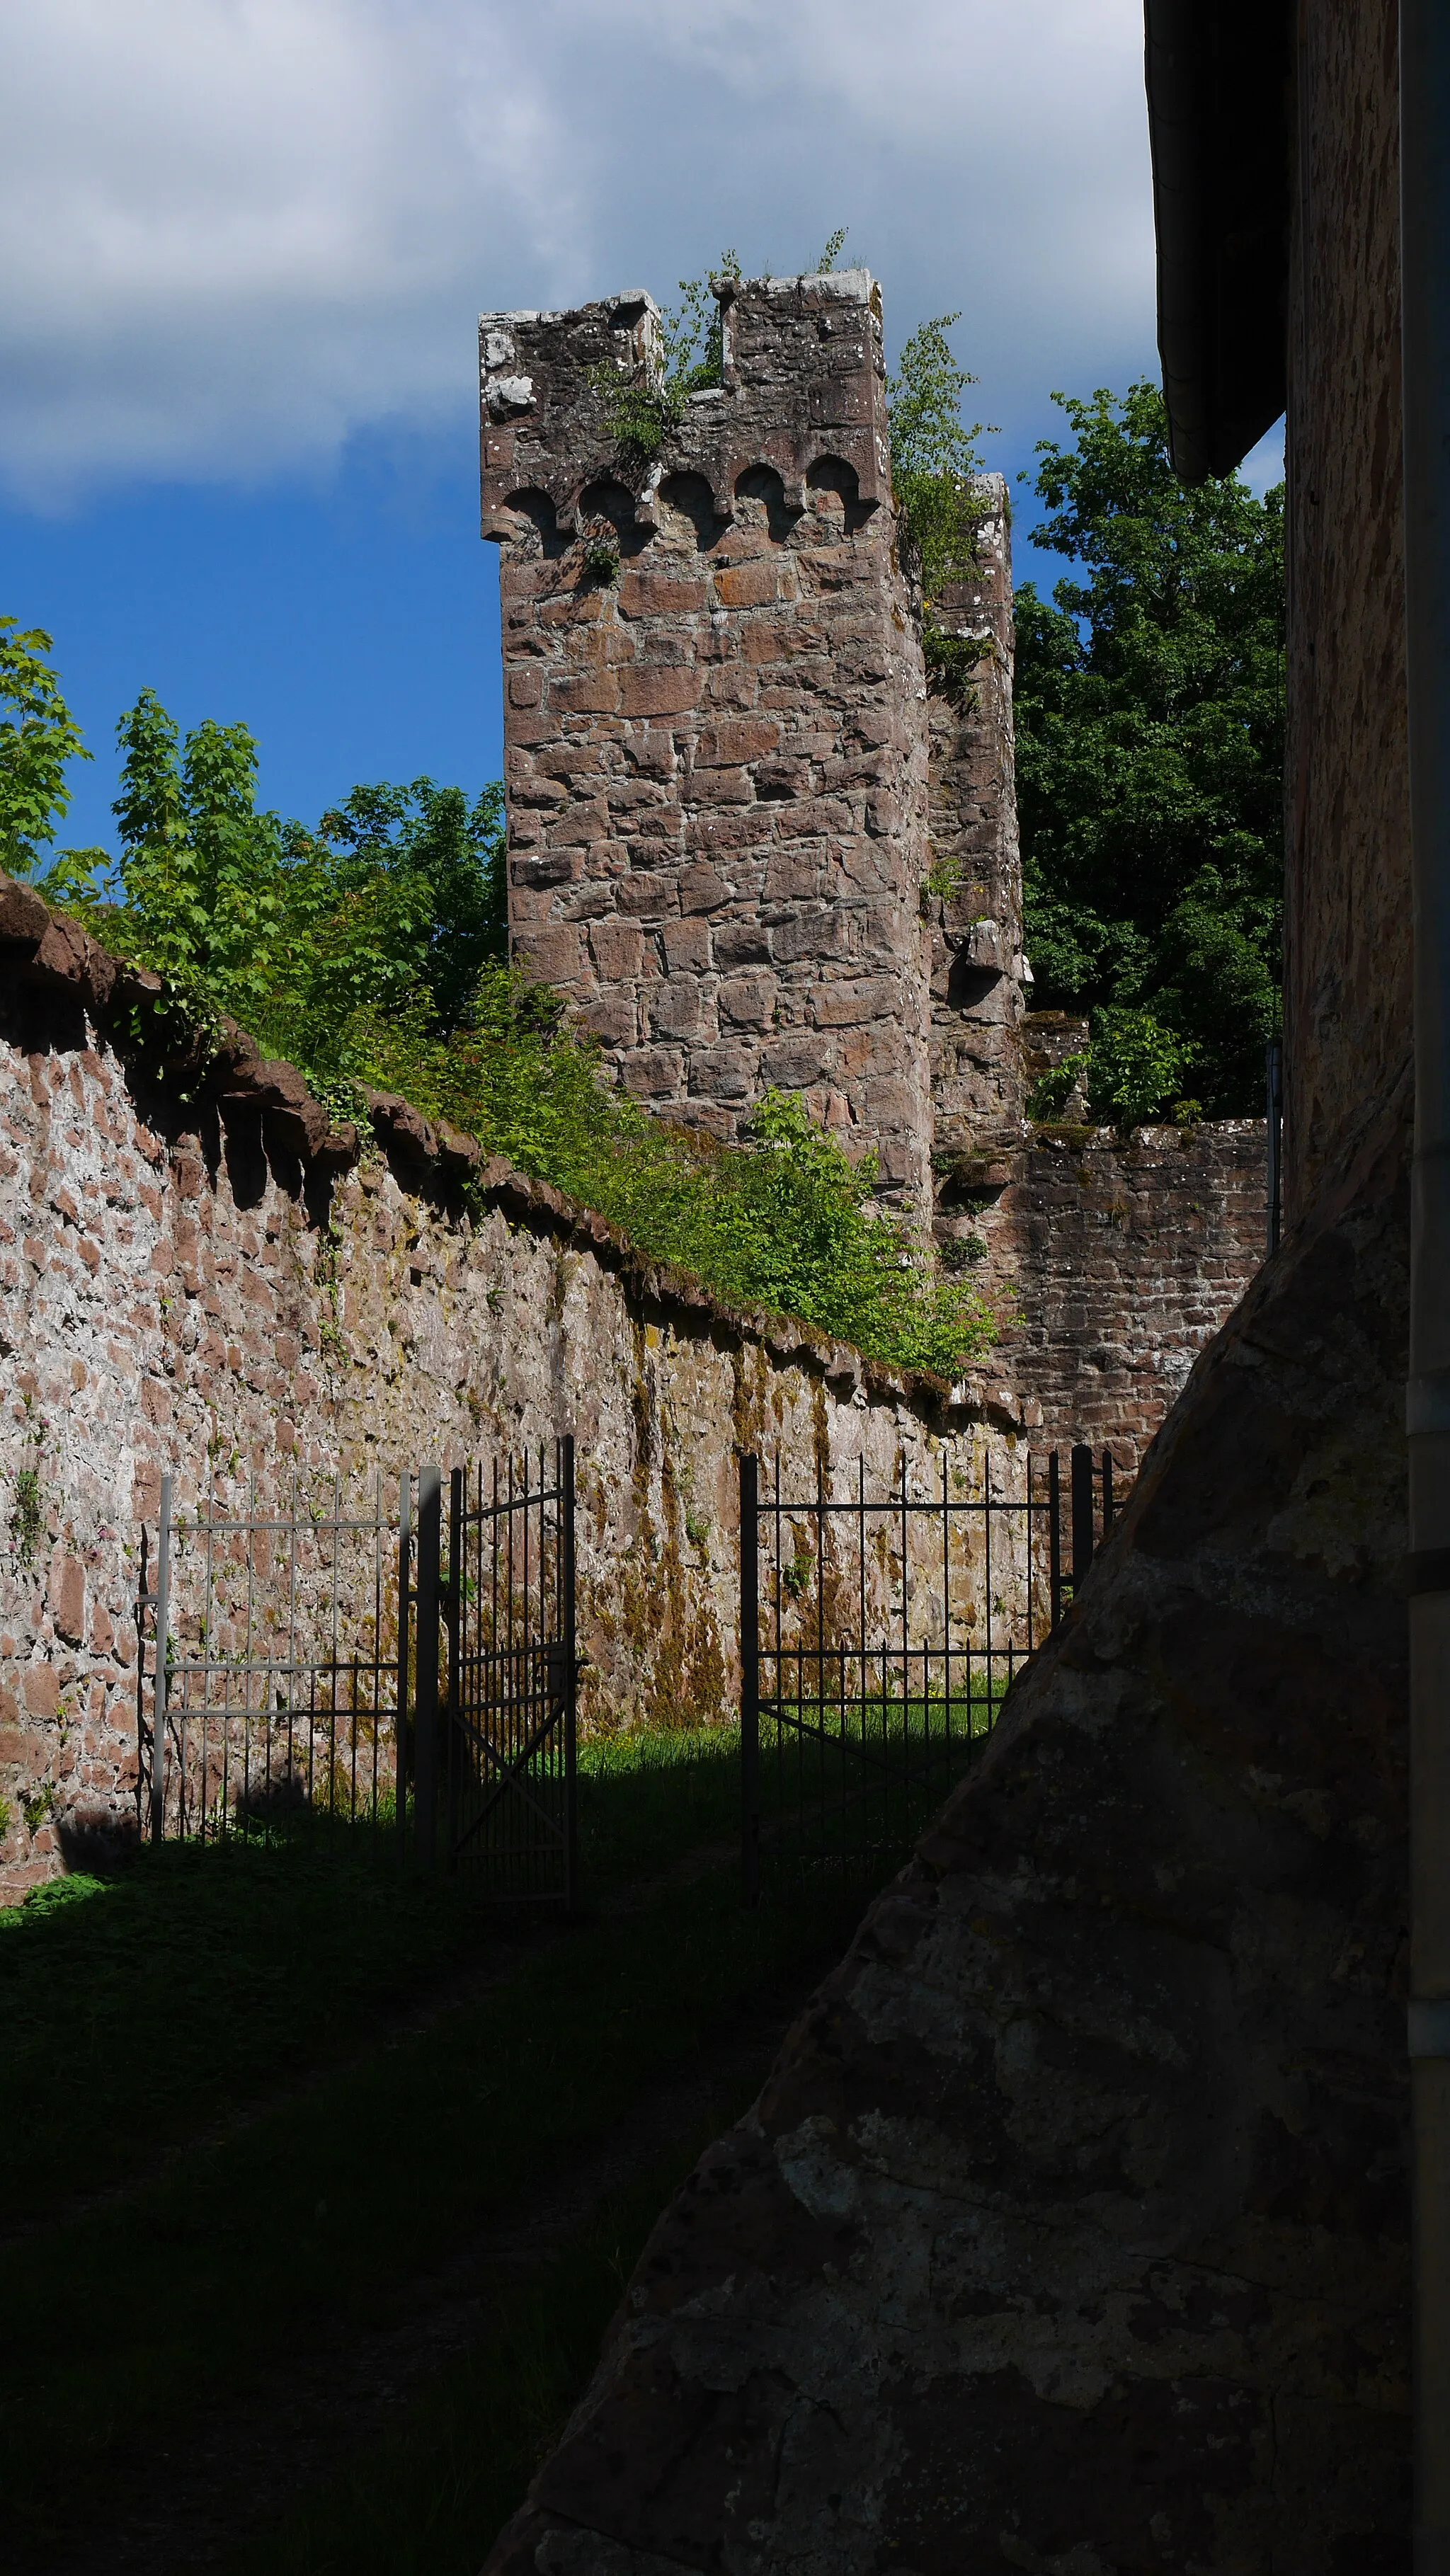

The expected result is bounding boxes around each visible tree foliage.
[886,315,991,604]
[93,689,507,1057]
[1014,382,1284,1118]
[0,618,91,882]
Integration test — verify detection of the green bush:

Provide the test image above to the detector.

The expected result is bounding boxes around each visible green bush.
[349,974,995,1376]
[1025,1050,1090,1123]
[887,315,995,608]
[1086,1005,1187,1128]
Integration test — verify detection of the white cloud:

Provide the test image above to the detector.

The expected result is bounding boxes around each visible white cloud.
[0,0,1158,503]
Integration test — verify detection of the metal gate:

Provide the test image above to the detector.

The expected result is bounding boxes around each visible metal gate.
[434,1438,578,1902]
[137,1469,406,1854]
[738,1444,1121,1899]
[137,1442,578,1900]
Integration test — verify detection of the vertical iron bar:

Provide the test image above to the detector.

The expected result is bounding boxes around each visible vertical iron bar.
[1102,1449,1115,1543]
[562,1434,578,1910]
[135,1522,150,1838]
[1071,1442,1095,1593]
[396,1474,411,1857]
[1266,1034,1283,1254]
[1049,1452,1062,1630]
[151,1475,173,1843]
[1026,1451,1036,1659]
[984,1448,994,1724]
[447,1465,464,1870]
[413,1465,441,1871]
[200,1489,215,1845]
[740,1453,760,1906]
[942,1450,952,1752]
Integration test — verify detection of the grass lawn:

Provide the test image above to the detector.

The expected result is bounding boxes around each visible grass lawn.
[0,1715,941,2573]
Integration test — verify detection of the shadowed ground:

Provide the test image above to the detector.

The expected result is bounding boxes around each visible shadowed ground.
[487,1080,1412,2576]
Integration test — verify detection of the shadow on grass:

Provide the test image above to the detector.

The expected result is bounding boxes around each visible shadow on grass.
[0,1822,507,2230]
[219,2118,750,2576]
[1,1707,995,2574]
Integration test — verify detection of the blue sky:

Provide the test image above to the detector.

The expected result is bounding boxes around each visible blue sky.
[1,0,1284,857]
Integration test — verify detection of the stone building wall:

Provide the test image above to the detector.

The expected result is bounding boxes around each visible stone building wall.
[958,1118,1270,1467]
[1284,0,1411,1222]
[0,903,1025,1906]
[480,272,935,1210]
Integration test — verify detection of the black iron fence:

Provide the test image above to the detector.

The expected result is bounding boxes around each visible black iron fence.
[738,1444,1122,1900]
[440,1442,577,1904]
[135,1432,1121,1908]
[137,1443,578,1901]
[135,1469,406,1855]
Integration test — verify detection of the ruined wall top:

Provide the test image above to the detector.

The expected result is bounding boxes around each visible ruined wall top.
[479,270,890,543]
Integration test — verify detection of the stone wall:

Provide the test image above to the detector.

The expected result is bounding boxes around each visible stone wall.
[481,272,935,1210]
[0,904,1027,1906]
[938,1114,1271,1467]
[1284,0,1412,1223]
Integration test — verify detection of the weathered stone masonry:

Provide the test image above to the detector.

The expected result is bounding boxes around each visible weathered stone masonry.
[481,270,1272,1463]
[0,883,1027,1905]
[481,272,935,1208]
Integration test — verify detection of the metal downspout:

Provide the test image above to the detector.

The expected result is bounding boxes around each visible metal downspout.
[1402,4,1450,2568]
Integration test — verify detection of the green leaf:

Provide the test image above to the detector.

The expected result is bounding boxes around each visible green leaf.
[0,616,91,878]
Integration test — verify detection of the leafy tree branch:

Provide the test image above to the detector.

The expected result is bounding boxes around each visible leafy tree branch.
[1014,382,1284,1118]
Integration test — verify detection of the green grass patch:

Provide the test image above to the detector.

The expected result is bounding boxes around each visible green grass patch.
[0,1829,500,2228]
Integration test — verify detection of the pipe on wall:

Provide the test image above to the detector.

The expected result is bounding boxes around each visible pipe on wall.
[1400,4,1450,2567]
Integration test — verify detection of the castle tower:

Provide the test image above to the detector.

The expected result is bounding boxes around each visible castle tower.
[479,271,935,1210]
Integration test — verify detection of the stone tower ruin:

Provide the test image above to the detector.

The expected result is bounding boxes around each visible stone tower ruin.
[479,268,1026,1214]
[481,268,1269,1458]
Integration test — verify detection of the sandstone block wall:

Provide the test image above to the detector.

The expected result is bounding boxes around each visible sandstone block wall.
[1284,0,1411,1221]
[0,937,1027,1906]
[937,1114,1271,1467]
[480,273,934,1208]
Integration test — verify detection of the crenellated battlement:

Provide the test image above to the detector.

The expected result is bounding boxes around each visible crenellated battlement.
[479,271,891,547]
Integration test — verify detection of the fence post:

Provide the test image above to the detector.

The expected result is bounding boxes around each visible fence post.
[561,1434,578,1913]
[1048,1452,1062,1630]
[1071,1444,1095,1593]
[1267,1034,1283,1252]
[446,1465,464,1858]
[395,1475,412,1858]
[739,1453,760,1906]
[413,1465,441,1872]
[150,1474,173,1844]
